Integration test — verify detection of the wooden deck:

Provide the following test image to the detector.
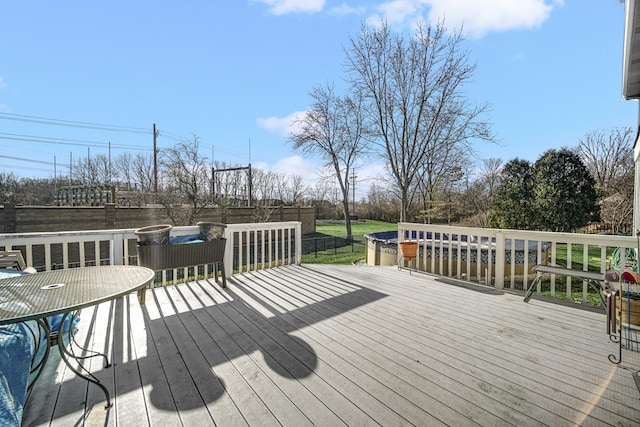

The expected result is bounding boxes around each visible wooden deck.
[22,264,640,426]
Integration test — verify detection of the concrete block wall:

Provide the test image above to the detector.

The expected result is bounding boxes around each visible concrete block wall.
[0,204,316,235]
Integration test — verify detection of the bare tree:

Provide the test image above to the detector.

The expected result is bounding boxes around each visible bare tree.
[578,127,634,194]
[417,145,471,223]
[92,154,112,184]
[131,152,155,204]
[364,181,401,222]
[0,172,20,203]
[113,153,134,190]
[272,173,288,204]
[345,21,493,222]
[289,83,367,240]
[308,179,332,203]
[72,157,96,186]
[577,127,635,232]
[158,135,210,225]
[480,157,503,204]
[212,161,251,207]
[307,179,335,219]
[251,168,280,222]
[459,158,502,227]
[285,174,307,206]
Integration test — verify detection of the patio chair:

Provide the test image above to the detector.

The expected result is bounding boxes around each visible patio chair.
[0,250,26,271]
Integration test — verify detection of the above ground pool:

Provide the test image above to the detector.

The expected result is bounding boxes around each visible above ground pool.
[364,230,549,279]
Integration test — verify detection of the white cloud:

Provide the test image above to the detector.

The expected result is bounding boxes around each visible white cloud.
[376,0,423,27]
[253,155,323,188]
[256,110,306,137]
[329,3,365,16]
[255,155,321,177]
[274,155,320,176]
[368,0,562,38]
[256,0,325,15]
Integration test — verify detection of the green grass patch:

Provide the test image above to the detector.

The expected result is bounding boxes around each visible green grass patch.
[552,244,610,271]
[528,244,612,306]
[302,220,396,264]
[530,276,603,306]
[306,219,397,238]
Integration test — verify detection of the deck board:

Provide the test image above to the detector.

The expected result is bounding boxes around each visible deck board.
[21,264,640,426]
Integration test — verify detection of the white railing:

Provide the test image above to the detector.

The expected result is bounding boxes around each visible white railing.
[224,222,302,276]
[0,222,302,285]
[398,222,638,303]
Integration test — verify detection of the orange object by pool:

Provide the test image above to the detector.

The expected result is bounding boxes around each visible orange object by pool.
[621,270,639,283]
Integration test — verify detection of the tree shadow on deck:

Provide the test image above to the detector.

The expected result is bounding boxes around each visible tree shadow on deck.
[29,273,388,422]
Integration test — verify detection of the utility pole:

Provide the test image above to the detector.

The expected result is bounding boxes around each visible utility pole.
[211,165,215,203]
[211,145,216,205]
[248,139,252,208]
[153,123,158,200]
[108,141,112,184]
[248,163,252,207]
[87,146,91,185]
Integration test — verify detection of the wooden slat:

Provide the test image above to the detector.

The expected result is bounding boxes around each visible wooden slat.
[22,264,640,426]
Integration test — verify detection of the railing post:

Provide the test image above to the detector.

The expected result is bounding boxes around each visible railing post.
[224,229,234,278]
[494,231,505,289]
[294,222,302,265]
[396,222,404,265]
[111,232,125,265]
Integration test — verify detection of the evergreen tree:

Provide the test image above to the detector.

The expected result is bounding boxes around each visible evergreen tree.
[534,148,599,232]
[488,159,536,229]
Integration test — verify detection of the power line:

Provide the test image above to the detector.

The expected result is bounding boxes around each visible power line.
[207,144,248,159]
[0,164,57,173]
[0,112,150,134]
[0,132,150,151]
[157,129,190,142]
[0,154,65,167]
[0,112,196,149]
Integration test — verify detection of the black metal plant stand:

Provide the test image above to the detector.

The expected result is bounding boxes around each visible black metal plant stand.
[607,282,640,365]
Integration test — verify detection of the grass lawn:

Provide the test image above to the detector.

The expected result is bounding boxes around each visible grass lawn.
[302,219,396,265]
[553,244,610,271]
[535,243,624,306]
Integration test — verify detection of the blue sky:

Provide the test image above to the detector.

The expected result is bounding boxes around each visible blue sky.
[0,0,637,197]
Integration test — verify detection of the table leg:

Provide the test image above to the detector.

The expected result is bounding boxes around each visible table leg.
[26,318,51,394]
[220,262,227,288]
[57,311,112,408]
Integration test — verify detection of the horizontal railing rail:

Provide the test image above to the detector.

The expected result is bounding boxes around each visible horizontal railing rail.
[398,222,638,304]
[0,221,302,285]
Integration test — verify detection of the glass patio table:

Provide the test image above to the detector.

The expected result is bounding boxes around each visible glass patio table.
[0,265,155,408]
